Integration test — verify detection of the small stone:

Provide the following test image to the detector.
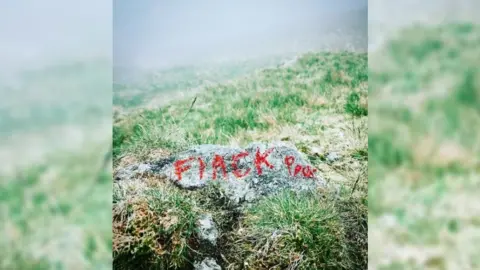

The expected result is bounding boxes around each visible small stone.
[197,214,219,245]
[326,152,340,163]
[136,164,151,173]
[309,146,323,155]
[194,257,221,270]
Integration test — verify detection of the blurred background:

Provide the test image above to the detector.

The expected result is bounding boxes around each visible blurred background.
[2,0,480,269]
[0,1,112,269]
[369,0,480,268]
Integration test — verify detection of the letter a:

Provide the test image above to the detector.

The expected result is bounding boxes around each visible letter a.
[212,155,227,180]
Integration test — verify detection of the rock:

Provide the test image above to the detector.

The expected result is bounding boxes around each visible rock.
[114,163,151,181]
[326,152,341,163]
[114,166,136,181]
[113,142,328,268]
[197,214,219,245]
[308,146,323,156]
[151,142,326,203]
[137,163,151,173]
[194,257,221,270]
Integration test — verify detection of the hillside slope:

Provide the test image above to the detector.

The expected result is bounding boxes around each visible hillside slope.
[113,51,368,269]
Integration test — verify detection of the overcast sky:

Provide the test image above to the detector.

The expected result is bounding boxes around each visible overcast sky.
[0,1,366,72]
[0,0,111,73]
[114,0,367,68]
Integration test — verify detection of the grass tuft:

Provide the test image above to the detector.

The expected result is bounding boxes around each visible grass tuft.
[224,190,367,269]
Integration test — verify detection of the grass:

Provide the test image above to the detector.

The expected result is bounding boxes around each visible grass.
[224,190,367,269]
[113,51,367,160]
[368,23,480,268]
[113,54,292,113]
[0,137,112,270]
[113,180,201,269]
[0,60,112,269]
[113,50,368,269]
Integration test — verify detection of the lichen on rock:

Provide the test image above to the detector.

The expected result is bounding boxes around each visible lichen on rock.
[150,141,326,204]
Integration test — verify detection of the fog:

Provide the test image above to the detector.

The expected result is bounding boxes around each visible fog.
[114,0,368,69]
[0,1,112,173]
[0,0,111,77]
[369,0,480,52]
[0,0,112,107]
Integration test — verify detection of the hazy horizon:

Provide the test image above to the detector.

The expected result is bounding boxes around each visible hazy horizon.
[114,0,367,70]
[0,1,111,73]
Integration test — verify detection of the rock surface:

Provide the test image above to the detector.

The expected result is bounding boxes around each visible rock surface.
[326,152,341,163]
[197,214,219,245]
[150,142,326,203]
[114,163,151,181]
[194,257,222,270]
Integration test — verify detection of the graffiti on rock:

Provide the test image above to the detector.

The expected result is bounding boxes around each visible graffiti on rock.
[173,148,317,181]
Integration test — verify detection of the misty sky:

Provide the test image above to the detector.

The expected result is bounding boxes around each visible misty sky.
[0,0,111,73]
[114,0,367,68]
[0,1,366,72]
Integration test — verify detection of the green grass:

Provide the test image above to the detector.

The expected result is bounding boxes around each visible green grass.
[113,51,367,161]
[113,181,201,269]
[224,190,367,269]
[113,55,292,112]
[369,23,480,268]
[113,51,368,269]
[0,60,112,269]
[0,141,112,269]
